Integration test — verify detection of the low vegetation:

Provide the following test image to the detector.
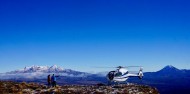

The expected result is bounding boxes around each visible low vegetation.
[0,81,159,94]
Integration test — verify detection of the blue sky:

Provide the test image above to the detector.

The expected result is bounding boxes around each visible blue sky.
[0,0,190,72]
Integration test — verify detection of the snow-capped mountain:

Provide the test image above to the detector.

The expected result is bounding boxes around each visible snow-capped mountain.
[0,65,90,79]
[7,65,64,73]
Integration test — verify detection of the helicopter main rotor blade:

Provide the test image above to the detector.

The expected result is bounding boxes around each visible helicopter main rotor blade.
[124,66,143,68]
[92,66,143,68]
[92,66,115,68]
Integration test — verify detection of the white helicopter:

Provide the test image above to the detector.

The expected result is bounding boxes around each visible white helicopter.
[106,66,143,83]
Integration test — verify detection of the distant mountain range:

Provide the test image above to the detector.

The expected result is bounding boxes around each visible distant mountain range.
[7,65,64,73]
[0,65,90,79]
[1,65,190,80]
[0,65,190,94]
[6,65,88,75]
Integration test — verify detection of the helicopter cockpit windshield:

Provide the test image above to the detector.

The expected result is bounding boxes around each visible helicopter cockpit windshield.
[114,72,122,77]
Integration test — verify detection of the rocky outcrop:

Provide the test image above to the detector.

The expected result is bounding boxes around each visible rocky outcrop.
[0,81,159,94]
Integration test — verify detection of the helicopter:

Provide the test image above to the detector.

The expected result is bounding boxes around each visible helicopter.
[106,66,143,83]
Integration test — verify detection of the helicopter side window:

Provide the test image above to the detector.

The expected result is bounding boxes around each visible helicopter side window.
[114,72,122,77]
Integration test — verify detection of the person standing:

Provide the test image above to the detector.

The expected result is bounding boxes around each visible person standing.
[47,74,51,87]
[51,74,57,87]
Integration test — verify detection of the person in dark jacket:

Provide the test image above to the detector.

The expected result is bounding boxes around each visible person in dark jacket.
[51,74,57,87]
[47,74,51,87]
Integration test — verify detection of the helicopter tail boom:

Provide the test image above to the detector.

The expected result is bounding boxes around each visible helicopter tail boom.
[127,68,143,79]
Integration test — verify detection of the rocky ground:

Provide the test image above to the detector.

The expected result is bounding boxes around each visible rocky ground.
[0,81,159,94]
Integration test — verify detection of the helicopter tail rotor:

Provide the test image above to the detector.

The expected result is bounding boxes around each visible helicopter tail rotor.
[138,67,143,79]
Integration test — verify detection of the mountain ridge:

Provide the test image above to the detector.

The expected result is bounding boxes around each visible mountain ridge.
[0,65,90,79]
[7,65,64,73]
[147,65,190,77]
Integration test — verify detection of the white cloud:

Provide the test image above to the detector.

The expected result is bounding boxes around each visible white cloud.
[0,72,90,80]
